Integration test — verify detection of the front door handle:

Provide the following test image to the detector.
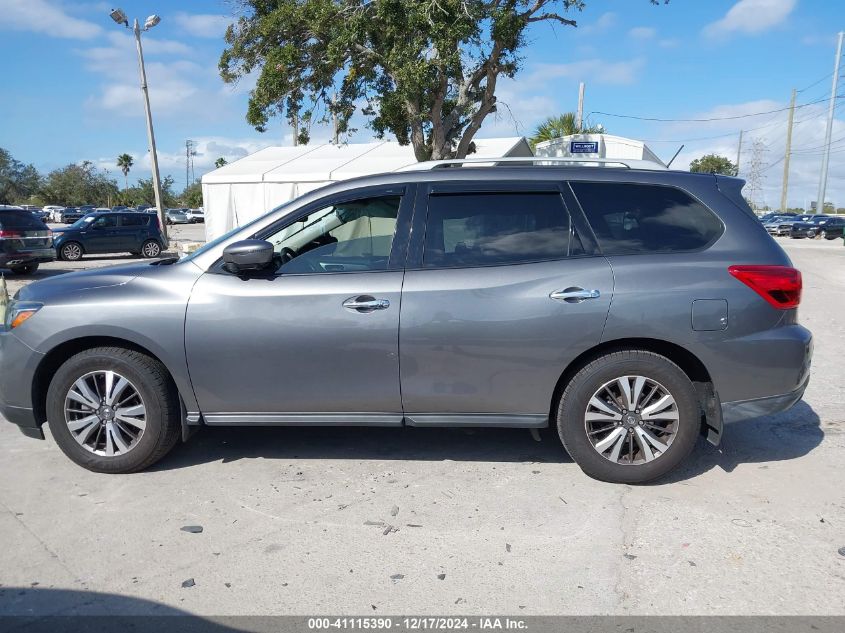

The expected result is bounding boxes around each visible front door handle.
[550,287,601,303]
[342,295,391,312]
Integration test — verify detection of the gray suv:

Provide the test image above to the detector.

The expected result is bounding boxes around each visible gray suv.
[0,162,812,483]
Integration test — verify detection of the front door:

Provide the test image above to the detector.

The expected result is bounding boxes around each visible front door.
[185,187,413,425]
[84,214,121,253]
[399,184,614,426]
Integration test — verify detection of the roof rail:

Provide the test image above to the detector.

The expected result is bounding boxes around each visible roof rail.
[395,156,640,171]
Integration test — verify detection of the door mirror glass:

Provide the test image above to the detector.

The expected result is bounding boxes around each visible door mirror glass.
[222,239,275,274]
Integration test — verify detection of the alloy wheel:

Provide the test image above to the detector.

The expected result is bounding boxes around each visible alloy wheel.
[584,375,679,465]
[64,370,146,456]
[142,241,161,257]
[62,243,82,260]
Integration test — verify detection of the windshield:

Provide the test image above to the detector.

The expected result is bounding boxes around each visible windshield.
[69,214,97,229]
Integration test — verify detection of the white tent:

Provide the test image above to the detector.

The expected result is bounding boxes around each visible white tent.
[534,133,666,167]
[201,137,532,240]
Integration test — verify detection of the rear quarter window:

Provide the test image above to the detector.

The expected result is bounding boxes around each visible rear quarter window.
[120,214,149,227]
[570,182,723,254]
[0,210,47,230]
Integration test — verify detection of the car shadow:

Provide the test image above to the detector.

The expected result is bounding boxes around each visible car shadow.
[0,587,246,630]
[151,400,824,483]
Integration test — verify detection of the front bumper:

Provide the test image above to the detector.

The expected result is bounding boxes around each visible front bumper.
[0,329,44,436]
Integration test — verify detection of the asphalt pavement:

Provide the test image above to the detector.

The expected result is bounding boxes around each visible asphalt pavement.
[0,237,843,616]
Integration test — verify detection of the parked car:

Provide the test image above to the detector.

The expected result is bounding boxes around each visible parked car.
[763,216,795,236]
[0,161,811,483]
[51,211,164,261]
[43,206,65,222]
[790,214,845,239]
[111,205,129,212]
[31,209,51,223]
[0,208,55,274]
[165,209,190,224]
[59,207,85,224]
[758,211,797,223]
[186,208,205,223]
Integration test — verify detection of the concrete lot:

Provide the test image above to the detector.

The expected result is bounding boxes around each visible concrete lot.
[0,238,843,616]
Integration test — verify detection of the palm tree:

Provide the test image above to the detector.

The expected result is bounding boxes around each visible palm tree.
[529,113,605,149]
[214,157,228,168]
[116,154,134,190]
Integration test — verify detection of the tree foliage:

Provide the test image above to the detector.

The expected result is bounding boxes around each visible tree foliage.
[529,112,604,148]
[40,162,119,206]
[689,153,738,177]
[117,175,178,209]
[221,1,664,161]
[214,157,228,168]
[0,147,41,204]
[181,181,204,208]
[117,153,134,190]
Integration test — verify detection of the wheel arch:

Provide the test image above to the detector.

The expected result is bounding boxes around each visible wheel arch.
[32,336,188,434]
[549,337,717,439]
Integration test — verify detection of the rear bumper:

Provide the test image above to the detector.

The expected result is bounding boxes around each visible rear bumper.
[721,373,810,424]
[0,248,55,267]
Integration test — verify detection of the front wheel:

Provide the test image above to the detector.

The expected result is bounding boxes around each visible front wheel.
[141,240,162,258]
[556,350,701,484]
[46,347,180,473]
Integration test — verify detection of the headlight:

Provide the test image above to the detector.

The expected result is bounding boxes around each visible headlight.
[4,301,43,330]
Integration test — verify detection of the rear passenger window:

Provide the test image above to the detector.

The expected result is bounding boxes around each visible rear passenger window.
[570,182,723,254]
[423,192,572,268]
[121,215,148,227]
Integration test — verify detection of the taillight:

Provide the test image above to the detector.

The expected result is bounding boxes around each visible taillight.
[728,265,802,309]
[0,230,22,238]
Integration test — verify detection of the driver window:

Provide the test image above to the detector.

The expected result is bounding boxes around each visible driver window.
[265,195,401,274]
[93,215,118,229]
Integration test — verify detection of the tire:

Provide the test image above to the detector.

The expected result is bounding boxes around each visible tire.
[556,349,701,484]
[46,347,180,473]
[60,242,83,261]
[10,263,39,275]
[806,230,816,239]
[141,240,162,258]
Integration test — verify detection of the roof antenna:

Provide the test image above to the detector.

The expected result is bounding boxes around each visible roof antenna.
[666,144,685,168]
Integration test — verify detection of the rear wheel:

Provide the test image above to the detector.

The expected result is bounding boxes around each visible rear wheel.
[141,240,162,258]
[556,350,700,484]
[60,242,83,261]
[9,263,39,275]
[46,347,180,473]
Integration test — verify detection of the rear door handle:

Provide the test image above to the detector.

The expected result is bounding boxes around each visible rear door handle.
[342,295,391,312]
[550,287,601,303]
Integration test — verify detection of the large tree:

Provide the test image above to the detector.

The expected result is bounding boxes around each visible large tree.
[117,153,134,190]
[221,1,663,162]
[0,147,41,204]
[689,153,738,177]
[40,161,119,206]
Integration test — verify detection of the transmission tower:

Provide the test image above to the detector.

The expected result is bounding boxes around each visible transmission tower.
[746,139,768,211]
[185,140,197,188]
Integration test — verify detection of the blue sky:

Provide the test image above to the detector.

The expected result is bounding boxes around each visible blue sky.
[1,0,843,207]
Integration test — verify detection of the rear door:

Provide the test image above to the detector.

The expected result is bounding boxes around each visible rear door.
[398,182,614,426]
[117,213,149,250]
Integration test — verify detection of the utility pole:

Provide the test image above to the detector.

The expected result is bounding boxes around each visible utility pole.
[132,18,167,246]
[816,31,844,215]
[576,82,585,131]
[780,89,796,212]
[736,130,744,174]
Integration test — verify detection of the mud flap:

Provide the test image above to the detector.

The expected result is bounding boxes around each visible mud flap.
[695,382,723,446]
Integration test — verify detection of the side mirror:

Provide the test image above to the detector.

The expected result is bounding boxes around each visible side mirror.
[222,239,275,274]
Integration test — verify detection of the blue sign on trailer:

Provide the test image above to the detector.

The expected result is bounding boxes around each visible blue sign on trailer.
[570,141,599,154]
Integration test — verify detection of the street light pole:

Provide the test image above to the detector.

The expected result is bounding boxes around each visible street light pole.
[131,18,168,247]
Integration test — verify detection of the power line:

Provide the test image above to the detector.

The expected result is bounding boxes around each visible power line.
[797,72,833,93]
[587,96,834,123]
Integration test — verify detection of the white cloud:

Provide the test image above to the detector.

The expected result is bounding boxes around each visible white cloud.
[658,38,680,48]
[529,57,646,86]
[580,12,617,34]
[629,26,657,40]
[703,0,797,38]
[1,0,102,39]
[172,12,232,39]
